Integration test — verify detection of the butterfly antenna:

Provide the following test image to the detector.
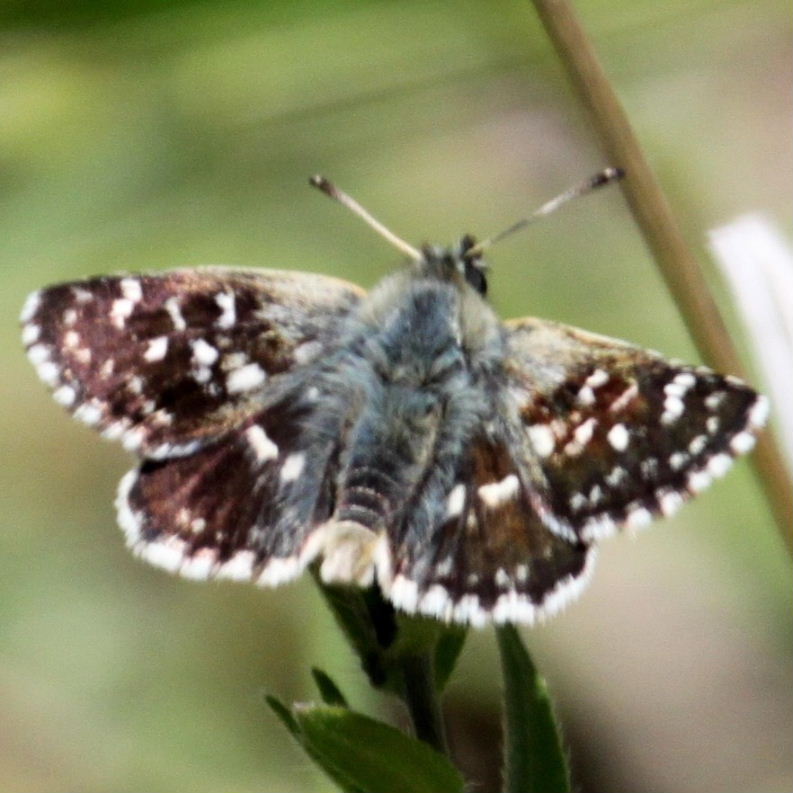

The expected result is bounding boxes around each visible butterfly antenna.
[466,167,625,258]
[310,175,423,262]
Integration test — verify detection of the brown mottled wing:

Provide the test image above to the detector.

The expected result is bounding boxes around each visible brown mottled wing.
[21,268,364,458]
[117,400,341,587]
[503,317,768,541]
[385,435,593,626]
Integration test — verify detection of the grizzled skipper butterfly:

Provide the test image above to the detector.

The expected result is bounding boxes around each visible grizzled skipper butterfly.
[21,172,767,627]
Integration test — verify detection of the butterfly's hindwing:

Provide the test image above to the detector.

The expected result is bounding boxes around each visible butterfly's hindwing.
[21,268,364,458]
[118,393,342,585]
[385,434,593,627]
[505,318,769,540]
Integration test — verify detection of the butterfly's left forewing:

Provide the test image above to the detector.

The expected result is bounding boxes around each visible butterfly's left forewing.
[22,268,364,458]
[503,317,768,541]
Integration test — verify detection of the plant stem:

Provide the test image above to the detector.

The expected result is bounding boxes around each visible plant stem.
[528,0,793,556]
[401,652,450,756]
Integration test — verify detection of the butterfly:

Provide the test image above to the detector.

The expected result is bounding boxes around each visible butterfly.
[20,175,768,627]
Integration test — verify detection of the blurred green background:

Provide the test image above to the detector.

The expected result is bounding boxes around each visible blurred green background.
[2,1,790,791]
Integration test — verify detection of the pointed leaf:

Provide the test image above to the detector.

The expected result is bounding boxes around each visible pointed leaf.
[264,694,300,737]
[295,705,465,793]
[312,667,349,707]
[496,625,570,793]
[266,697,364,793]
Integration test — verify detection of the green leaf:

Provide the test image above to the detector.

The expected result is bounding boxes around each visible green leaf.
[312,667,349,707]
[294,705,465,793]
[433,626,467,692]
[496,625,571,793]
[266,696,364,793]
[264,694,299,737]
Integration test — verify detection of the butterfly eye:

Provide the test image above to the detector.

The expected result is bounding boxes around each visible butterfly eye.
[464,260,488,296]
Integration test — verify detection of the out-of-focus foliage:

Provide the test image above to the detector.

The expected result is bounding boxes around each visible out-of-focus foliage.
[1,1,790,791]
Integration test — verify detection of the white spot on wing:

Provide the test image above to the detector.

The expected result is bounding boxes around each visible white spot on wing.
[245,425,279,462]
[215,292,236,329]
[588,484,604,505]
[495,568,510,588]
[478,474,520,508]
[625,504,653,530]
[27,344,50,365]
[418,585,452,620]
[164,297,186,331]
[576,385,595,405]
[609,383,638,413]
[74,347,91,365]
[445,484,466,518]
[390,576,420,613]
[21,323,40,344]
[574,417,597,446]
[20,291,41,323]
[707,453,733,478]
[661,394,685,424]
[143,336,169,362]
[102,420,128,440]
[607,423,629,451]
[705,391,726,410]
[121,426,145,452]
[120,278,143,302]
[74,402,103,426]
[658,489,684,516]
[216,550,256,582]
[730,431,756,454]
[110,298,134,329]
[669,452,688,470]
[138,539,187,574]
[72,286,93,304]
[435,557,453,577]
[116,469,144,546]
[570,492,587,512]
[748,395,769,428]
[53,384,77,406]
[280,452,305,482]
[687,469,712,493]
[191,338,219,366]
[586,369,609,388]
[528,424,555,457]
[37,361,60,385]
[179,551,217,580]
[227,363,266,394]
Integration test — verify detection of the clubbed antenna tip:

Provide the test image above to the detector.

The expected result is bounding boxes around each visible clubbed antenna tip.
[309,175,422,262]
[465,167,626,257]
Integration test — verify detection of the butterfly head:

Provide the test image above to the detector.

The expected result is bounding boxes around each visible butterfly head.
[417,234,489,296]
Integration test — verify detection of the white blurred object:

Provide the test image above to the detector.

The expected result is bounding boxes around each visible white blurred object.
[708,215,793,472]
